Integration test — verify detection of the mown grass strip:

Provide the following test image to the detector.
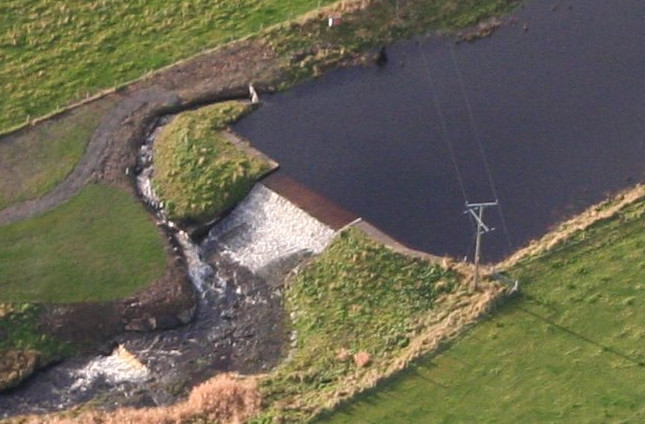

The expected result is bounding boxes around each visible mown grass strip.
[0,184,166,303]
[153,101,272,223]
[315,195,645,423]
[252,228,459,423]
[0,0,338,134]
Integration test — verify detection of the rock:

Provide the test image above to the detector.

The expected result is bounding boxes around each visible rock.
[151,314,182,331]
[97,340,119,356]
[177,306,197,325]
[124,318,152,332]
[336,348,351,362]
[0,350,40,391]
[376,46,388,66]
[353,351,371,368]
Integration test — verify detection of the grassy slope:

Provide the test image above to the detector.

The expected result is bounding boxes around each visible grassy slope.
[316,197,645,423]
[264,0,517,83]
[0,184,166,303]
[253,228,459,423]
[0,98,117,210]
[0,0,337,134]
[0,304,71,390]
[153,101,271,222]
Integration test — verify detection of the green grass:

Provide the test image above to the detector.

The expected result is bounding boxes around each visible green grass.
[316,197,645,423]
[0,0,338,134]
[0,184,166,303]
[252,228,458,423]
[0,97,117,210]
[153,101,271,222]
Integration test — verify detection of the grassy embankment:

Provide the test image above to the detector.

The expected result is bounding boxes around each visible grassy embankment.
[316,192,645,423]
[263,0,517,84]
[249,228,485,423]
[153,101,272,223]
[0,184,166,389]
[0,303,72,391]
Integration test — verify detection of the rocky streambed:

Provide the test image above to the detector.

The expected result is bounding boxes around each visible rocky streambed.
[0,117,335,418]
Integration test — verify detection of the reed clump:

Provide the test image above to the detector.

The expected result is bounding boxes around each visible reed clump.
[15,373,260,424]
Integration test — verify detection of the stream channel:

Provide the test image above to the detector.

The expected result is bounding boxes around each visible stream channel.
[0,119,335,418]
[234,0,645,262]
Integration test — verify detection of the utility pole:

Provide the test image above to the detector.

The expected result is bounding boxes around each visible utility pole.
[465,201,497,290]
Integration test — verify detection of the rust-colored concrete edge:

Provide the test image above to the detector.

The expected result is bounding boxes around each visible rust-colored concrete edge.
[260,171,359,231]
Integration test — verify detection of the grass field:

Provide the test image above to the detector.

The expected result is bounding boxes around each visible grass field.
[0,184,166,303]
[153,101,271,222]
[316,196,645,423]
[0,0,337,134]
[0,98,117,211]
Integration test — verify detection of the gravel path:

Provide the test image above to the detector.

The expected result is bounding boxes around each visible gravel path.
[0,89,179,225]
[0,38,282,226]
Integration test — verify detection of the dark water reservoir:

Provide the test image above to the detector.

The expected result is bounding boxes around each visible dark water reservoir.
[234,0,645,262]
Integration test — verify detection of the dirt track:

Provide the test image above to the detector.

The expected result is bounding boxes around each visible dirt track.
[0,39,282,226]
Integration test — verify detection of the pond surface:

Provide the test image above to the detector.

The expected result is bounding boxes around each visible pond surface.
[234,0,645,262]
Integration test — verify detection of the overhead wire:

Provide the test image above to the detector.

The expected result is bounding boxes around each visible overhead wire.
[448,42,514,254]
[418,43,470,206]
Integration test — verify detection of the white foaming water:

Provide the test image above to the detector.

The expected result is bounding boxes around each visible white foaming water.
[135,117,214,297]
[70,346,149,392]
[204,185,336,272]
[176,230,215,296]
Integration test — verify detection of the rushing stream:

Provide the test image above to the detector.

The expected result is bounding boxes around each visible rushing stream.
[0,118,335,418]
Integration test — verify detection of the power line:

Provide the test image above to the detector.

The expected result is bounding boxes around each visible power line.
[418,44,469,206]
[448,42,514,254]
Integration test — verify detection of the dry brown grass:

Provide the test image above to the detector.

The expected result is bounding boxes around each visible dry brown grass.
[0,350,40,391]
[13,373,260,424]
